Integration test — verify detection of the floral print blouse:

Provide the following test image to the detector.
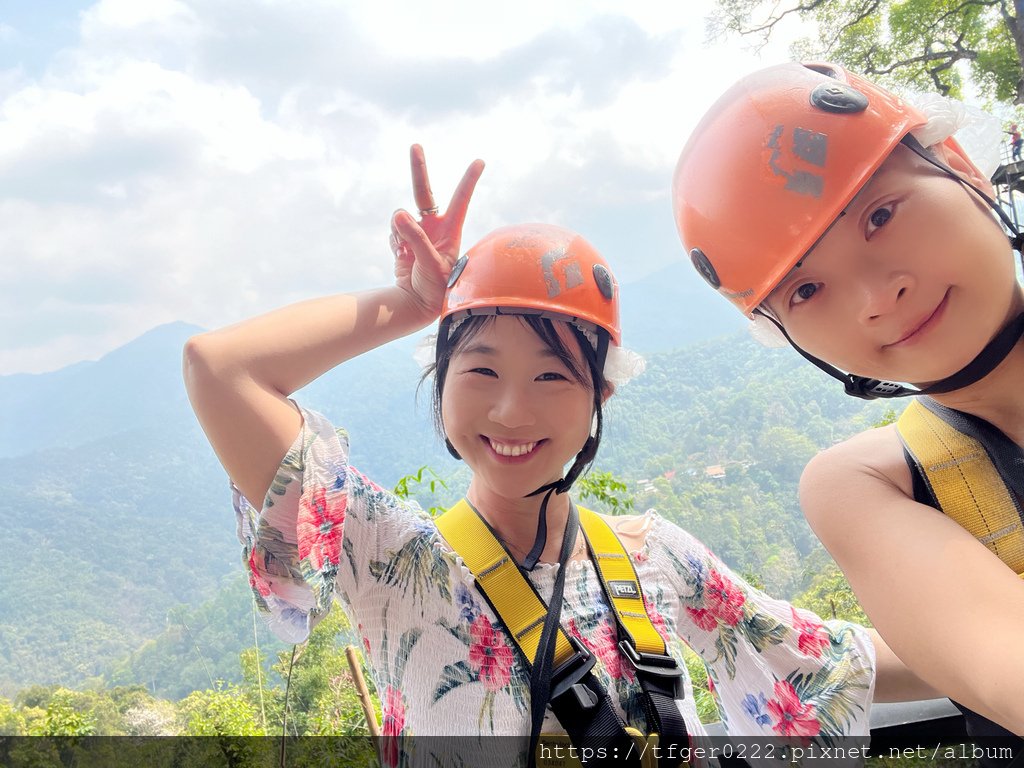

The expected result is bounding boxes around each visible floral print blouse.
[235,407,875,762]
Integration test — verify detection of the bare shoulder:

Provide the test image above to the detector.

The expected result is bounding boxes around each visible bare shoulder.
[596,512,651,553]
[800,424,913,528]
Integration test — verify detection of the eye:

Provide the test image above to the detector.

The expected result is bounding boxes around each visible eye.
[469,367,497,377]
[790,282,821,306]
[536,372,569,382]
[866,204,893,235]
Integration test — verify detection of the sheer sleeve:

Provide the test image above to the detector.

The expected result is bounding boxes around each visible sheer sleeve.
[233,405,433,644]
[652,516,875,742]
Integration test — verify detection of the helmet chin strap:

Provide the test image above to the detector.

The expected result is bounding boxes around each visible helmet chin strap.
[519,435,598,571]
[520,329,608,571]
[756,134,1024,401]
[755,308,1024,399]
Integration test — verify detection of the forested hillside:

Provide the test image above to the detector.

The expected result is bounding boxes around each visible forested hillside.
[0,319,892,701]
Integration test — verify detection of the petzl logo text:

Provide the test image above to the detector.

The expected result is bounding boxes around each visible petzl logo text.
[609,581,640,599]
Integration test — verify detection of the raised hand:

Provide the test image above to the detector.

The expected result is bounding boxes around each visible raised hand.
[391,144,484,320]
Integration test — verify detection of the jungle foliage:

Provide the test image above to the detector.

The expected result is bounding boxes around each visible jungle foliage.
[710,0,1024,104]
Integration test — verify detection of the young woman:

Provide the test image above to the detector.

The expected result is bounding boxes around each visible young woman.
[184,146,917,767]
[672,62,1024,750]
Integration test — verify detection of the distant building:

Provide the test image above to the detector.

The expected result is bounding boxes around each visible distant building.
[704,465,726,479]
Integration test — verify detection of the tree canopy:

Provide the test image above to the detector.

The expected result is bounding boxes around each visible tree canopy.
[711,0,1024,104]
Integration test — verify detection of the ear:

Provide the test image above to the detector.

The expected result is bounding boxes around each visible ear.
[933,137,995,196]
[600,381,615,403]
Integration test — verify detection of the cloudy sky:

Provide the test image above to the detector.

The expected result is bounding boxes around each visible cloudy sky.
[0,0,809,375]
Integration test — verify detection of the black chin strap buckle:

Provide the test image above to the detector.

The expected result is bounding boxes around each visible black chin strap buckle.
[844,376,910,400]
[1011,232,1024,253]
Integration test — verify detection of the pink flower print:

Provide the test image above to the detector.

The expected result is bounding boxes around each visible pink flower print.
[381,685,406,768]
[791,607,829,658]
[578,619,634,682]
[247,549,272,597]
[685,607,719,632]
[382,685,405,735]
[703,569,746,626]
[468,615,514,692]
[643,596,670,643]
[297,486,346,570]
[766,680,821,739]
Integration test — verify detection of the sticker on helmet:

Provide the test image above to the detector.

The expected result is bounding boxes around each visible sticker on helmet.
[592,264,615,300]
[541,248,584,298]
[767,124,826,198]
[690,248,720,289]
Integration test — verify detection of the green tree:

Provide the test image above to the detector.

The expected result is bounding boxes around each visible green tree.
[393,465,450,516]
[874,407,899,427]
[268,610,372,737]
[0,696,26,736]
[710,0,1024,103]
[27,689,96,736]
[793,560,870,624]
[756,425,818,485]
[577,469,635,514]
[178,682,264,736]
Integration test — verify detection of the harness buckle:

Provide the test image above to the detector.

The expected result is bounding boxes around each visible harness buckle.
[618,640,685,700]
[550,636,599,710]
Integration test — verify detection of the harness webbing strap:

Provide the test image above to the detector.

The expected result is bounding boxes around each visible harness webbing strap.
[436,499,576,668]
[437,500,641,768]
[580,509,689,765]
[437,500,689,768]
[897,399,1024,576]
[580,508,665,655]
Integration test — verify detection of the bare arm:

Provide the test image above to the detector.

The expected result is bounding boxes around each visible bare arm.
[866,628,943,702]
[802,427,1024,734]
[183,145,484,506]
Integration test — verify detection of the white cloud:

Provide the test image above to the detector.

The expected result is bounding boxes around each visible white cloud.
[1,0,806,374]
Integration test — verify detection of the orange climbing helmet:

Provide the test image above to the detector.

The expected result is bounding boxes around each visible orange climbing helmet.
[442,223,621,344]
[672,61,938,316]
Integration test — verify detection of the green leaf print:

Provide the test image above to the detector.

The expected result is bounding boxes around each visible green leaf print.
[434,661,477,701]
[786,659,871,746]
[370,536,452,610]
[393,628,424,686]
[738,603,788,653]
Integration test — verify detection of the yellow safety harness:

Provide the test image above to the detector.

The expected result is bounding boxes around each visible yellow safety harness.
[437,499,689,768]
[897,398,1024,576]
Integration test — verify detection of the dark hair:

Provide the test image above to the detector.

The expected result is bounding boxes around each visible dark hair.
[422,314,609,473]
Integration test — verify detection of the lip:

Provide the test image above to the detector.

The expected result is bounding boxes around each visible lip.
[482,436,545,464]
[885,290,950,348]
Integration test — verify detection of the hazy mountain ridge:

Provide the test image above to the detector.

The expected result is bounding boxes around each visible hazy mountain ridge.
[0,267,893,696]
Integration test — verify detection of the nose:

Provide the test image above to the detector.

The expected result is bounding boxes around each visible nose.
[856,268,915,324]
[488,384,536,429]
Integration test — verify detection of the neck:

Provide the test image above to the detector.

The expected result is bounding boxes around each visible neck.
[466,479,575,565]
[928,333,1024,445]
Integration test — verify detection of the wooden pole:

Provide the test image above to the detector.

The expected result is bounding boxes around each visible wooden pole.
[345,644,381,737]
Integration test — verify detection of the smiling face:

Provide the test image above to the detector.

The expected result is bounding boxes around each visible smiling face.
[440,315,597,504]
[764,142,1024,386]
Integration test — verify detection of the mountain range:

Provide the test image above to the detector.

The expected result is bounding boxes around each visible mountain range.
[1,261,881,698]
